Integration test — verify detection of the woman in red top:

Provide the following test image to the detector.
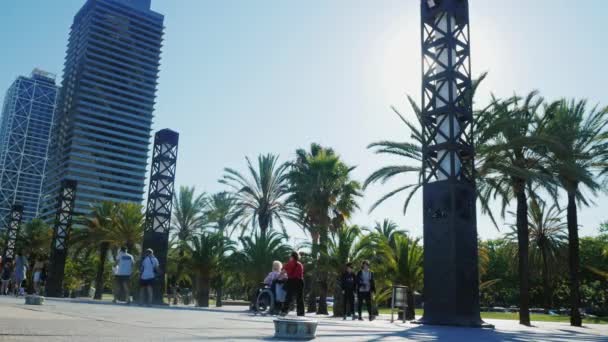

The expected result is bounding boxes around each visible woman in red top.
[281,251,305,316]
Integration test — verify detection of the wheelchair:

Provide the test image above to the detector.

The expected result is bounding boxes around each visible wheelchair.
[252,282,285,316]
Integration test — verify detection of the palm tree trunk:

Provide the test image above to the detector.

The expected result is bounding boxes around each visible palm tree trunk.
[259,213,269,237]
[567,190,582,327]
[515,187,531,326]
[317,229,329,315]
[406,288,416,320]
[196,272,210,307]
[333,279,343,317]
[176,248,185,285]
[216,274,223,307]
[540,245,551,312]
[307,235,319,313]
[94,243,109,300]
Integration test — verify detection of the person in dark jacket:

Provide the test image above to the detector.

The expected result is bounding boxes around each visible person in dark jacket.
[356,260,376,321]
[341,262,356,320]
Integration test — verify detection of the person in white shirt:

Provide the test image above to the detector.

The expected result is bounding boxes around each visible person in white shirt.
[139,248,159,306]
[113,247,134,304]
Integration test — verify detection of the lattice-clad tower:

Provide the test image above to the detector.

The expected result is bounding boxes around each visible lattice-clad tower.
[419,0,483,326]
[2,204,24,262]
[142,129,179,303]
[46,180,77,297]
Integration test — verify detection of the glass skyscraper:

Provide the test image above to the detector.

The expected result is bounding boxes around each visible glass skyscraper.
[0,69,58,228]
[43,0,164,218]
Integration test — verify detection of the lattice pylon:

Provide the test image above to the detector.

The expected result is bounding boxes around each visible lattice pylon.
[45,179,77,297]
[418,0,483,327]
[142,129,179,304]
[2,204,24,262]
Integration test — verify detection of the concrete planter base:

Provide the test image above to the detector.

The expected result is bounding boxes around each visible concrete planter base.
[25,295,45,305]
[273,317,318,340]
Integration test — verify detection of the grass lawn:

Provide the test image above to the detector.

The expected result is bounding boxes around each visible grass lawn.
[375,308,608,324]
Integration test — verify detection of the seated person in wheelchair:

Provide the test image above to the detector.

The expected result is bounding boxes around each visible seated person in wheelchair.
[263,260,287,304]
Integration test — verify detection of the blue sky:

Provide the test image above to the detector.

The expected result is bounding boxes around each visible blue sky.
[1,0,607,241]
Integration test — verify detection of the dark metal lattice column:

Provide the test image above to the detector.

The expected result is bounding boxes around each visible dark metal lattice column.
[2,204,24,263]
[46,179,77,297]
[142,129,179,304]
[418,0,483,326]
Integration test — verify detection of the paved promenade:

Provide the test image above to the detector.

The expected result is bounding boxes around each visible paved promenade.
[0,296,606,341]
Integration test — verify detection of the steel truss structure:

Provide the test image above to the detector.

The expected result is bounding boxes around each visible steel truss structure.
[2,204,24,262]
[46,179,77,297]
[142,129,179,303]
[0,70,58,229]
[418,0,483,326]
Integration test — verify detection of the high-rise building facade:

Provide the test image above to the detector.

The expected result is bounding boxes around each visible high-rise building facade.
[43,0,164,218]
[0,69,58,228]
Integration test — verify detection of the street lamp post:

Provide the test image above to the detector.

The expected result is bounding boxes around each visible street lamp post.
[142,129,179,304]
[418,0,483,326]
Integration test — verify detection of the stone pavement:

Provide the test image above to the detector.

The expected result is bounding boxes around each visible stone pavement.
[0,296,606,341]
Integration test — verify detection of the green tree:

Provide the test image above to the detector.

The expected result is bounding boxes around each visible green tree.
[322,224,365,317]
[544,99,608,326]
[507,198,567,310]
[205,192,241,307]
[477,92,558,325]
[112,202,144,254]
[72,201,118,300]
[369,219,406,249]
[188,232,234,307]
[233,231,291,292]
[366,229,423,320]
[221,154,293,236]
[171,186,207,285]
[17,219,53,261]
[287,143,361,314]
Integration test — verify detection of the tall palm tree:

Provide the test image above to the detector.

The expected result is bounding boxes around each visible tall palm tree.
[507,198,567,310]
[171,186,207,285]
[544,99,608,326]
[205,192,241,307]
[287,143,361,314]
[188,232,234,307]
[220,154,293,236]
[476,92,559,326]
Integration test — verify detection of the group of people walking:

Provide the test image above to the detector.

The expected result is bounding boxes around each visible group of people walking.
[112,247,159,306]
[262,251,375,320]
[0,253,46,296]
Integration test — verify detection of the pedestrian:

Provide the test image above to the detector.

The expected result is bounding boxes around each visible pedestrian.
[33,257,45,295]
[114,247,134,304]
[13,252,27,297]
[281,251,304,317]
[1,261,12,295]
[139,248,159,306]
[341,262,357,320]
[356,260,376,321]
